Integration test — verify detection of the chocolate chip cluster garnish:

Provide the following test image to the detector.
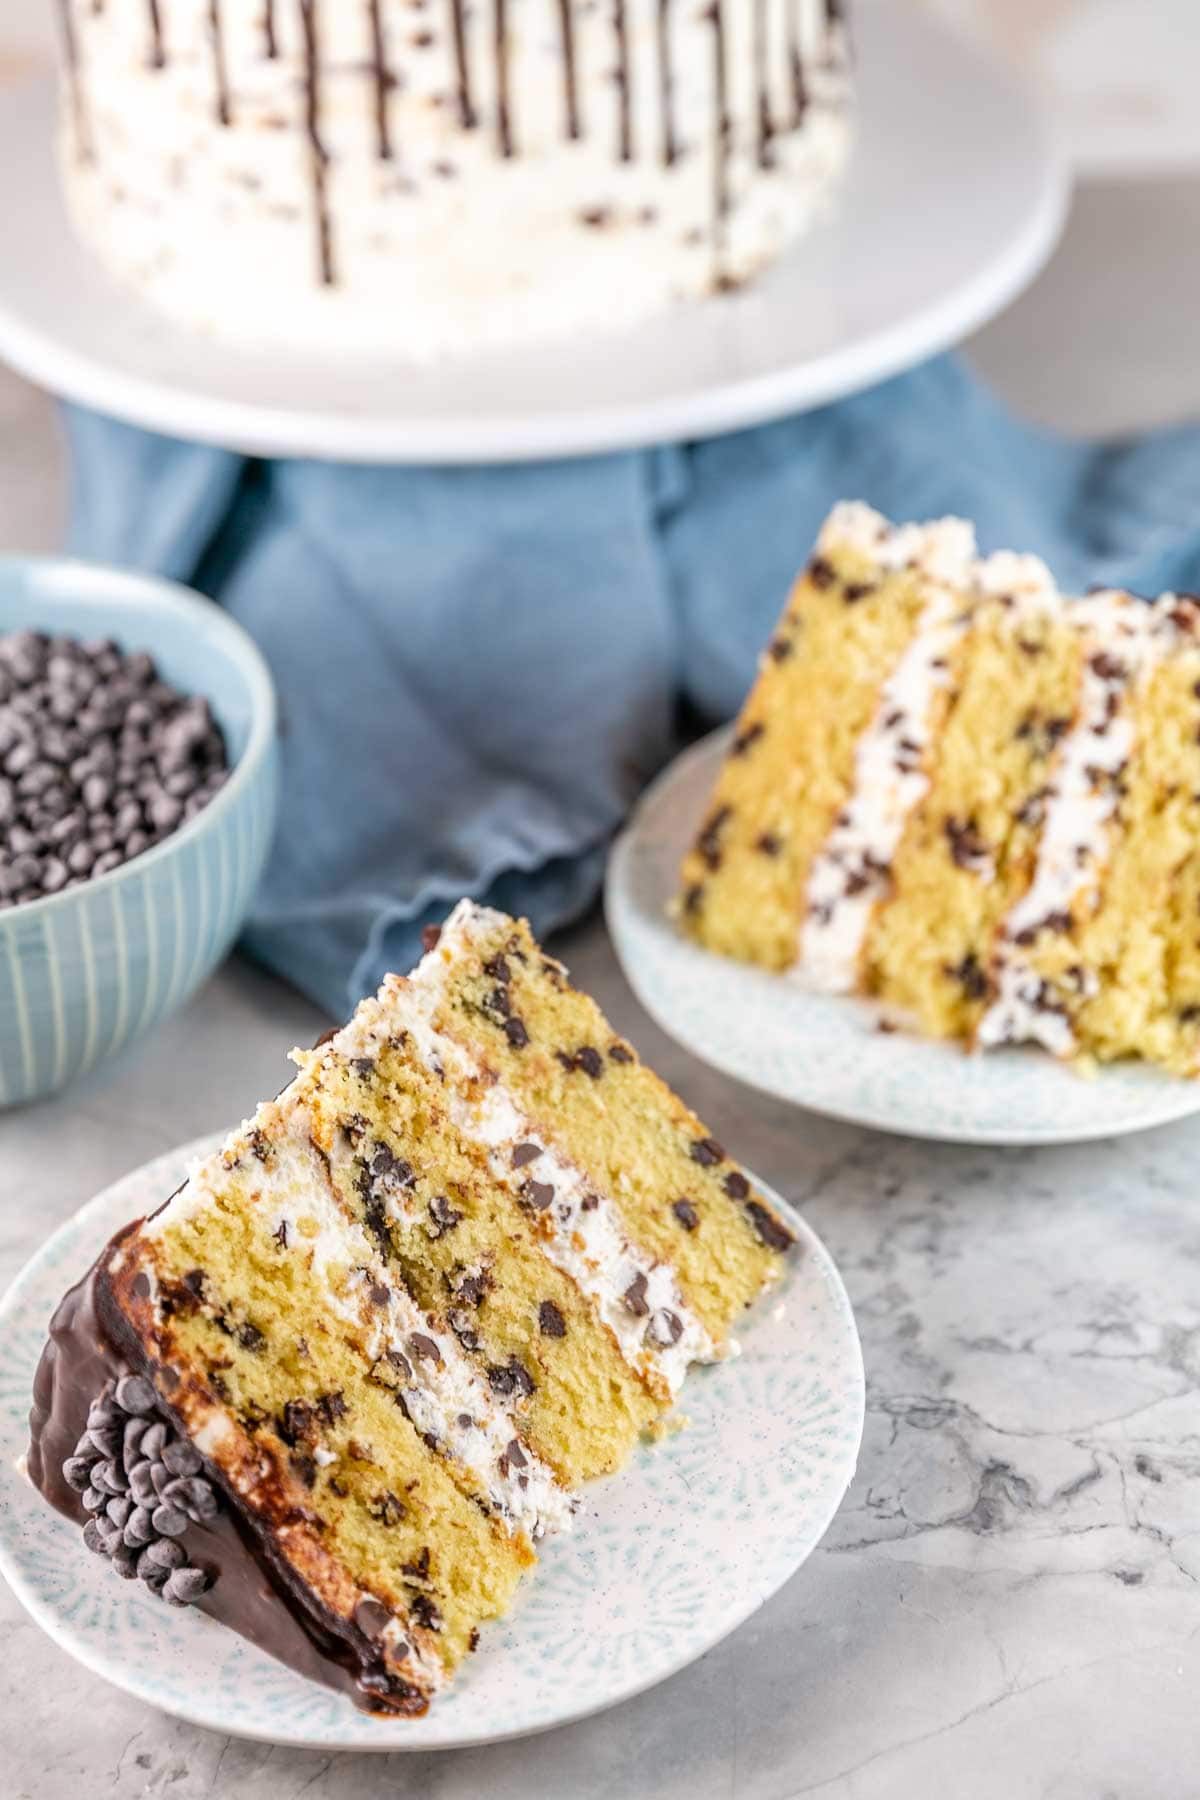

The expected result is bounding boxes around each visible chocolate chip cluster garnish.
[0,629,229,910]
[61,1373,217,1607]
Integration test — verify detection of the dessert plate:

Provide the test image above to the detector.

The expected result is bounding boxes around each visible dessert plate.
[0,3,1066,462]
[0,1136,862,1752]
[606,729,1200,1147]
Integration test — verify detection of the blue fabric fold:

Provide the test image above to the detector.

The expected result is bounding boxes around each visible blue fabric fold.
[64,354,1200,1018]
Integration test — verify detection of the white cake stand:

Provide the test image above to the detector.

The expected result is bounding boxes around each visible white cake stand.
[0,3,1066,464]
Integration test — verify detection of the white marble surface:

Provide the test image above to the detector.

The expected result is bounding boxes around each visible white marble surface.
[3,185,1200,1796]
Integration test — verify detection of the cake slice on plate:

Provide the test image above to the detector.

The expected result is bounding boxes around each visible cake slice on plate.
[29,903,792,1715]
[680,501,1200,1074]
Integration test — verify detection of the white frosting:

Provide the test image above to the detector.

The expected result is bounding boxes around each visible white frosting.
[977,591,1183,1055]
[335,901,719,1399]
[817,502,977,585]
[797,580,974,992]
[56,0,852,358]
[144,1107,573,1539]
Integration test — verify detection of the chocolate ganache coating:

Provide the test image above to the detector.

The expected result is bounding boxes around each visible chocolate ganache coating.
[28,1226,428,1717]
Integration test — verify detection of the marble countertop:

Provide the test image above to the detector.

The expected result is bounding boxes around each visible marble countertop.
[3,184,1200,1798]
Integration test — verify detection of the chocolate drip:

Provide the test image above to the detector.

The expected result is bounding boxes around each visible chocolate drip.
[558,0,580,140]
[613,0,632,161]
[367,0,394,160]
[299,0,335,285]
[708,0,731,281]
[146,0,165,67]
[753,0,773,167]
[209,0,231,126]
[787,0,808,129]
[495,0,514,157]
[448,0,477,130]
[27,1236,427,1717]
[55,0,92,163]
[656,0,676,165]
[263,0,278,58]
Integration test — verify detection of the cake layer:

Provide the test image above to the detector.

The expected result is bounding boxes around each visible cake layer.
[679,502,1200,1075]
[56,0,853,356]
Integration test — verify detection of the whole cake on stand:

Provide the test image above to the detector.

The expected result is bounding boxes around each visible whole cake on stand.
[53,0,853,357]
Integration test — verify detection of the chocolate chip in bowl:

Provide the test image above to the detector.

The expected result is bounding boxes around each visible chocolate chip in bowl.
[0,557,277,1106]
[0,628,231,910]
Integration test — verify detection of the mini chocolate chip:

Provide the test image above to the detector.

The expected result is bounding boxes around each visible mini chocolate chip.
[538,1299,567,1338]
[162,1566,209,1606]
[114,1374,157,1415]
[683,883,704,916]
[808,556,836,589]
[580,1193,600,1212]
[420,923,442,952]
[483,954,510,983]
[690,1136,725,1167]
[608,1042,634,1064]
[944,952,990,1001]
[672,1198,699,1231]
[409,1592,443,1632]
[428,1194,463,1237]
[511,1142,542,1167]
[573,1046,604,1078]
[63,1456,97,1491]
[755,831,782,856]
[82,1519,108,1556]
[151,1503,189,1538]
[355,1595,392,1638]
[647,1309,684,1347]
[123,1505,154,1547]
[487,1358,535,1399]
[409,1332,443,1364]
[238,1320,266,1351]
[843,581,874,603]
[369,1490,406,1526]
[747,1201,794,1252]
[768,637,793,662]
[499,1438,528,1475]
[504,1015,529,1049]
[732,721,765,756]
[316,1390,348,1426]
[161,1438,202,1478]
[723,1171,750,1200]
[623,1272,650,1316]
[521,1178,555,1211]
[369,1283,391,1307]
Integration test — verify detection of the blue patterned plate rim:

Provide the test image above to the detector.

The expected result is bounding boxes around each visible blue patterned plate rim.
[0,1134,864,1752]
[606,727,1200,1147]
[0,556,277,925]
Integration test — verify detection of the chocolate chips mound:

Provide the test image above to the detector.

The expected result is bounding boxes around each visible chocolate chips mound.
[64,1374,217,1606]
[0,629,230,909]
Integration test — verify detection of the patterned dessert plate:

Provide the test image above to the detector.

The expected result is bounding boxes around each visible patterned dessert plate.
[0,1135,863,1752]
[607,729,1200,1146]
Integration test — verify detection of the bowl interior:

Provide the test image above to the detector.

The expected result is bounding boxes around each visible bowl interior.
[0,558,270,767]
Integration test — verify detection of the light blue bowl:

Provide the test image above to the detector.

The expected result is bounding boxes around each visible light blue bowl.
[0,559,278,1107]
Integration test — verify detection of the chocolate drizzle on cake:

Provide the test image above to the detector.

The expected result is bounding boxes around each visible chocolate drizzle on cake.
[367,0,394,161]
[495,0,514,157]
[448,0,477,131]
[299,0,334,286]
[558,0,581,140]
[209,0,231,127]
[614,0,633,162]
[753,0,774,168]
[55,0,91,163]
[146,0,165,68]
[708,0,731,280]
[656,0,677,165]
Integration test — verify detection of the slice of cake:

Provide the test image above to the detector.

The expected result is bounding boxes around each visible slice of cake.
[679,502,1200,1075]
[29,902,792,1714]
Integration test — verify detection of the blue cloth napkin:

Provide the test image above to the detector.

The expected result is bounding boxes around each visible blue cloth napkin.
[64,354,1200,1019]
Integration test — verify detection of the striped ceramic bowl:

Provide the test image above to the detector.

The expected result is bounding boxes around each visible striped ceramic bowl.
[0,559,278,1107]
